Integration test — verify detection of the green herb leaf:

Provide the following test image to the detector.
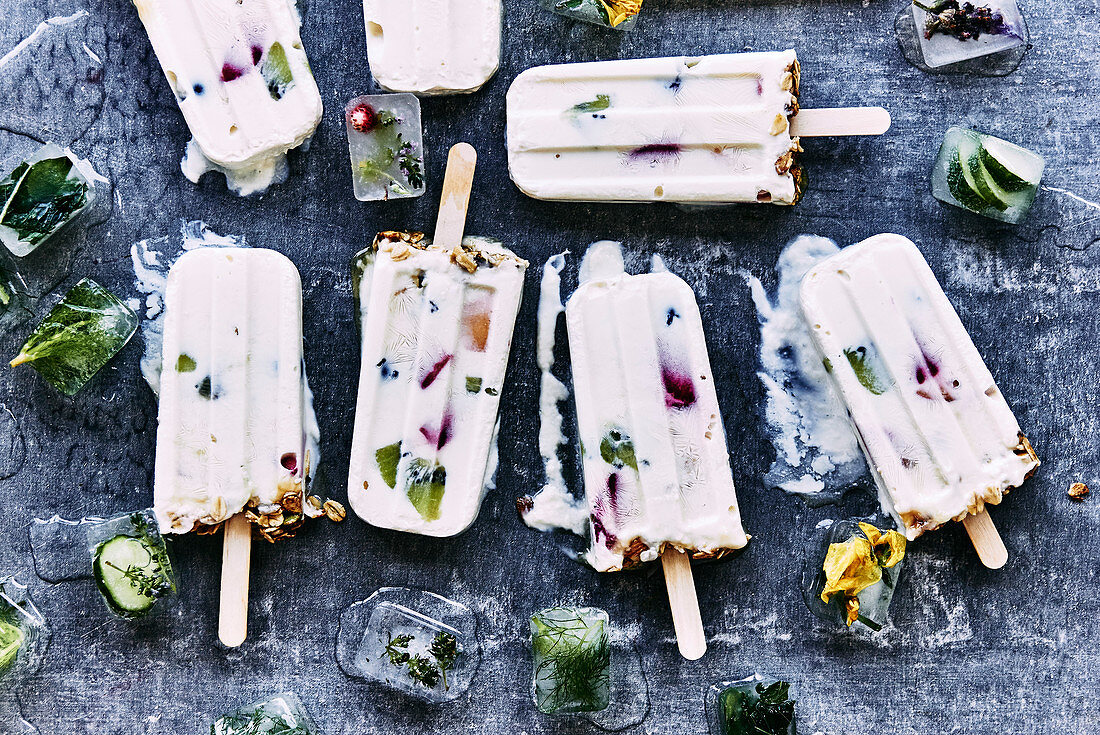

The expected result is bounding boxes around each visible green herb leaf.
[429,631,459,690]
[599,427,638,471]
[567,94,611,119]
[843,346,889,395]
[375,442,402,488]
[10,278,137,396]
[0,156,89,246]
[259,42,295,100]
[717,679,796,735]
[0,614,25,674]
[406,654,441,688]
[466,376,483,394]
[176,353,197,372]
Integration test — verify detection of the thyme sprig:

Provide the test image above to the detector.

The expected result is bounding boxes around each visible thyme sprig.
[380,630,460,689]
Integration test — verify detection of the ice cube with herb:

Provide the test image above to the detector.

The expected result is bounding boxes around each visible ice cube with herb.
[802,517,906,631]
[87,509,178,619]
[931,126,1044,224]
[911,0,1025,68]
[344,94,425,201]
[9,278,138,395]
[0,143,104,258]
[531,606,611,715]
[0,262,29,329]
[210,693,319,735]
[0,577,49,685]
[540,0,640,30]
[705,674,797,735]
[354,600,470,702]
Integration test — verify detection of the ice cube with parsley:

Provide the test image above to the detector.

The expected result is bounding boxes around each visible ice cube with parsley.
[0,577,49,685]
[705,674,797,735]
[801,518,906,631]
[0,144,104,258]
[531,606,611,715]
[210,693,319,735]
[931,126,1044,224]
[87,509,178,620]
[344,94,425,201]
[541,0,640,30]
[911,0,1025,68]
[9,278,137,395]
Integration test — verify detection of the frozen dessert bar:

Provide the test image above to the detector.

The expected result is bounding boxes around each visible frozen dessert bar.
[507,51,804,205]
[153,248,311,542]
[566,242,748,572]
[130,0,322,194]
[799,234,1039,540]
[348,231,527,536]
[362,0,502,95]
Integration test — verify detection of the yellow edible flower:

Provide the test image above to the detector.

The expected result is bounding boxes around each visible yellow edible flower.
[597,0,642,27]
[820,523,906,626]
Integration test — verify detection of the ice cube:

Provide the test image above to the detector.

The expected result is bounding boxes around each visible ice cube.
[801,517,906,632]
[9,278,138,395]
[86,509,178,619]
[0,577,50,686]
[911,0,1025,68]
[29,515,102,582]
[0,143,107,258]
[540,0,640,30]
[336,587,479,703]
[705,674,797,735]
[931,126,1044,224]
[0,261,31,332]
[210,693,319,735]
[530,606,610,715]
[344,94,426,201]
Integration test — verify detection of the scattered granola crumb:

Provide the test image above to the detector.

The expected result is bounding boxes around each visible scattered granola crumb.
[323,499,347,522]
[1069,482,1090,501]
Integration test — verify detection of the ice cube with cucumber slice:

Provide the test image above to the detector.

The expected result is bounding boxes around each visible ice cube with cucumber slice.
[88,510,177,619]
[932,126,1044,224]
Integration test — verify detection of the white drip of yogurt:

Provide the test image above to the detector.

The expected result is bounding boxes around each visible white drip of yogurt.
[747,235,867,500]
[522,251,589,535]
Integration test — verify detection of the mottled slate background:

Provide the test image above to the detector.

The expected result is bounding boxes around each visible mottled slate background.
[1,0,1098,732]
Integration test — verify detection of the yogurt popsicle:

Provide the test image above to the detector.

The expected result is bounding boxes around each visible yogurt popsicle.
[799,234,1039,550]
[130,0,323,194]
[362,0,502,95]
[347,231,527,535]
[153,248,311,541]
[506,51,890,205]
[567,242,748,573]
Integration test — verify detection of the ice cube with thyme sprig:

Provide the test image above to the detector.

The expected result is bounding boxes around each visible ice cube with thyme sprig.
[86,509,178,620]
[345,94,426,201]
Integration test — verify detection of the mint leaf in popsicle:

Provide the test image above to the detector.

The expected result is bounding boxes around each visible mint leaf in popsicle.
[599,428,638,471]
[260,42,295,100]
[375,442,402,488]
[843,346,889,395]
[9,278,137,396]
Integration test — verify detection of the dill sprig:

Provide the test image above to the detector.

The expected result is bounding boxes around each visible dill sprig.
[212,705,313,735]
[383,633,413,666]
[532,608,611,713]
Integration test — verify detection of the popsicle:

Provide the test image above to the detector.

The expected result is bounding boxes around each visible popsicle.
[799,233,1039,567]
[566,242,748,658]
[153,248,311,645]
[347,144,527,536]
[130,0,322,194]
[362,0,502,95]
[506,51,891,205]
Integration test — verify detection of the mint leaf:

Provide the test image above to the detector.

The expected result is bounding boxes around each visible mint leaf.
[0,157,88,247]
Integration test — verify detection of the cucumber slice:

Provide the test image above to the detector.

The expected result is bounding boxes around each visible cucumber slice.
[93,535,172,617]
[946,146,991,213]
[0,616,25,672]
[980,137,1037,193]
[966,146,1011,212]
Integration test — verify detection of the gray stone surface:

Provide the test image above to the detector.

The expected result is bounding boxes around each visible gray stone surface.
[1,0,1098,732]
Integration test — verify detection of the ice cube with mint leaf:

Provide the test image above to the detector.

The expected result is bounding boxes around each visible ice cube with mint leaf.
[705,674,797,735]
[344,94,425,201]
[0,144,104,258]
[9,278,137,395]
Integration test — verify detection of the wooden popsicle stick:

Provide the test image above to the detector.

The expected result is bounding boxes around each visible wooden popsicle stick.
[790,107,892,137]
[218,513,252,647]
[434,142,478,251]
[661,546,707,660]
[962,509,1008,570]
